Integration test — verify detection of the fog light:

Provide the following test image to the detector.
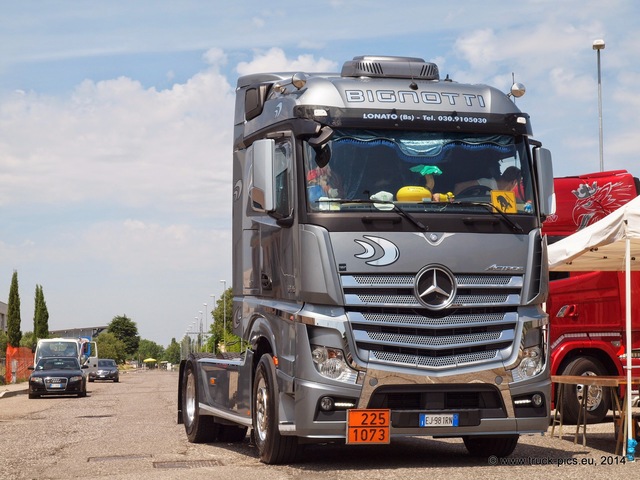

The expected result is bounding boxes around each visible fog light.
[532,393,543,407]
[320,396,334,411]
[334,401,356,409]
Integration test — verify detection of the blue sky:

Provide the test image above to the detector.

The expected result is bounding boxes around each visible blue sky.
[0,0,638,347]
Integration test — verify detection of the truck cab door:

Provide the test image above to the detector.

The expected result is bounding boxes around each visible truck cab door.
[248,137,296,299]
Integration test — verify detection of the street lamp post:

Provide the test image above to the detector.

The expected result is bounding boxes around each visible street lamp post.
[593,39,605,172]
[188,321,196,354]
[203,303,207,332]
[201,303,207,352]
[199,311,204,351]
[195,315,201,352]
[220,280,227,350]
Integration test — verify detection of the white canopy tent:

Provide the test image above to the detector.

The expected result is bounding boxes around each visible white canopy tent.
[548,195,640,457]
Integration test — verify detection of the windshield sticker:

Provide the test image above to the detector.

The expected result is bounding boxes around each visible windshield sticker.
[491,191,517,214]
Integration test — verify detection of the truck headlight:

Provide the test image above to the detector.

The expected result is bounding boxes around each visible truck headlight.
[311,345,358,384]
[511,322,548,382]
[517,346,543,378]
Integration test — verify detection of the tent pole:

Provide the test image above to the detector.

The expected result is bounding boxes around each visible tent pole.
[626,235,633,459]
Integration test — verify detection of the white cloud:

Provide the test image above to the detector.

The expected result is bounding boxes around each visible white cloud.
[0,55,234,215]
[236,48,338,75]
[548,67,593,100]
[0,48,237,344]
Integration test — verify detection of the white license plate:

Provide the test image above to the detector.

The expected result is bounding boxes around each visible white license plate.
[419,413,459,427]
[49,383,63,389]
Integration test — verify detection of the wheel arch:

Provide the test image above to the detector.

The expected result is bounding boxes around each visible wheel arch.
[248,315,277,372]
[555,346,622,378]
[551,344,622,409]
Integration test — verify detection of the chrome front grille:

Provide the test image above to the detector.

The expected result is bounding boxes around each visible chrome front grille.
[361,330,509,347]
[44,377,69,391]
[343,273,521,371]
[372,349,499,368]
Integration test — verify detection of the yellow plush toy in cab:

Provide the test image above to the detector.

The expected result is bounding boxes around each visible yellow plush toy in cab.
[397,186,432,202]
[397,165,454,202]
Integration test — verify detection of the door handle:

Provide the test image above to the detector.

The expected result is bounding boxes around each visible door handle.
[556,304,579,318]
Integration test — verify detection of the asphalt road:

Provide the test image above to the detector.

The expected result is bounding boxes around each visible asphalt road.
[0,369,637,479]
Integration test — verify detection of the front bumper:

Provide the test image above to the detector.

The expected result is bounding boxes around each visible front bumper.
[90,370,118,381]
[284,366,550,438]
[29,379,85,395]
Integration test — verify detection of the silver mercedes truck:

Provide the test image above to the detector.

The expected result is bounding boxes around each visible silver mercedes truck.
[178,55,555,464]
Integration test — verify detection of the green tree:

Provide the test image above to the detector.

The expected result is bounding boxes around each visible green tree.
[33,285,49,340]
[164,338,181,365]
[19,331,36,349]
[108,315,139,357]
[0,331,8,357]
[95,332,127,364]
[7,271,22,347]
[137,339,164,362]
[208,287,242,353]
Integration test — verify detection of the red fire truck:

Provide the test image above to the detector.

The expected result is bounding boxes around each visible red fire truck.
[544,169,640,423]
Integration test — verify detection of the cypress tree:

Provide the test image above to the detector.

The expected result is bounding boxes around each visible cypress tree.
[7,271,22,347]
[34,285,49,339]
[33,285,40,336]
[40,286,49,338]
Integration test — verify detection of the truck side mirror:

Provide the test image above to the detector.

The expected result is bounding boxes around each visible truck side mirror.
[308,126,334,168]
[250,139,276,212]
[533,147,555,217]
[314,145,331,168]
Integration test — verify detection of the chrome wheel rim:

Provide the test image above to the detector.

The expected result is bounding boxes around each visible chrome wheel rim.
[185,370,196,426]
[255,376,268,442]
[576,372,603,412]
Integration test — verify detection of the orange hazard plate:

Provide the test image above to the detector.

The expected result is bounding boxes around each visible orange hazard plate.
[346,409,390,444]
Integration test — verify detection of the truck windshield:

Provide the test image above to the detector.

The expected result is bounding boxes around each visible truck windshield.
[35,341,79,362]
[304,129,535,215]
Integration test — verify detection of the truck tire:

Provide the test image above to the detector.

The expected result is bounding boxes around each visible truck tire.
[182,361,219,443]
[463,435,519,457]
[252,354,300,464]
[559,356,609,424]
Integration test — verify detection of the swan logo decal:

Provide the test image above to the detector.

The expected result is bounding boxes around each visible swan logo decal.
[354,236,399,266]
[233,179,242,201]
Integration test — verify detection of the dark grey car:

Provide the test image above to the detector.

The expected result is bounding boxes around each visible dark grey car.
[89,359,120,382]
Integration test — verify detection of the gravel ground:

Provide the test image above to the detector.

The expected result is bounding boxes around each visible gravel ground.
[0,369,637,480]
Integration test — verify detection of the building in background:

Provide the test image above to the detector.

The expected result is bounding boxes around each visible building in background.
[49,326,108,340]
[0,301,7,334]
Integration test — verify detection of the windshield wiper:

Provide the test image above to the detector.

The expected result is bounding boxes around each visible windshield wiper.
[316,198,427,231]
[448,201,524,233]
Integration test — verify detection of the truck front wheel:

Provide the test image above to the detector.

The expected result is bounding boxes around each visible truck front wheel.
[252,354,300,464]
[559,357,609,424]
[183,361,219,442]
